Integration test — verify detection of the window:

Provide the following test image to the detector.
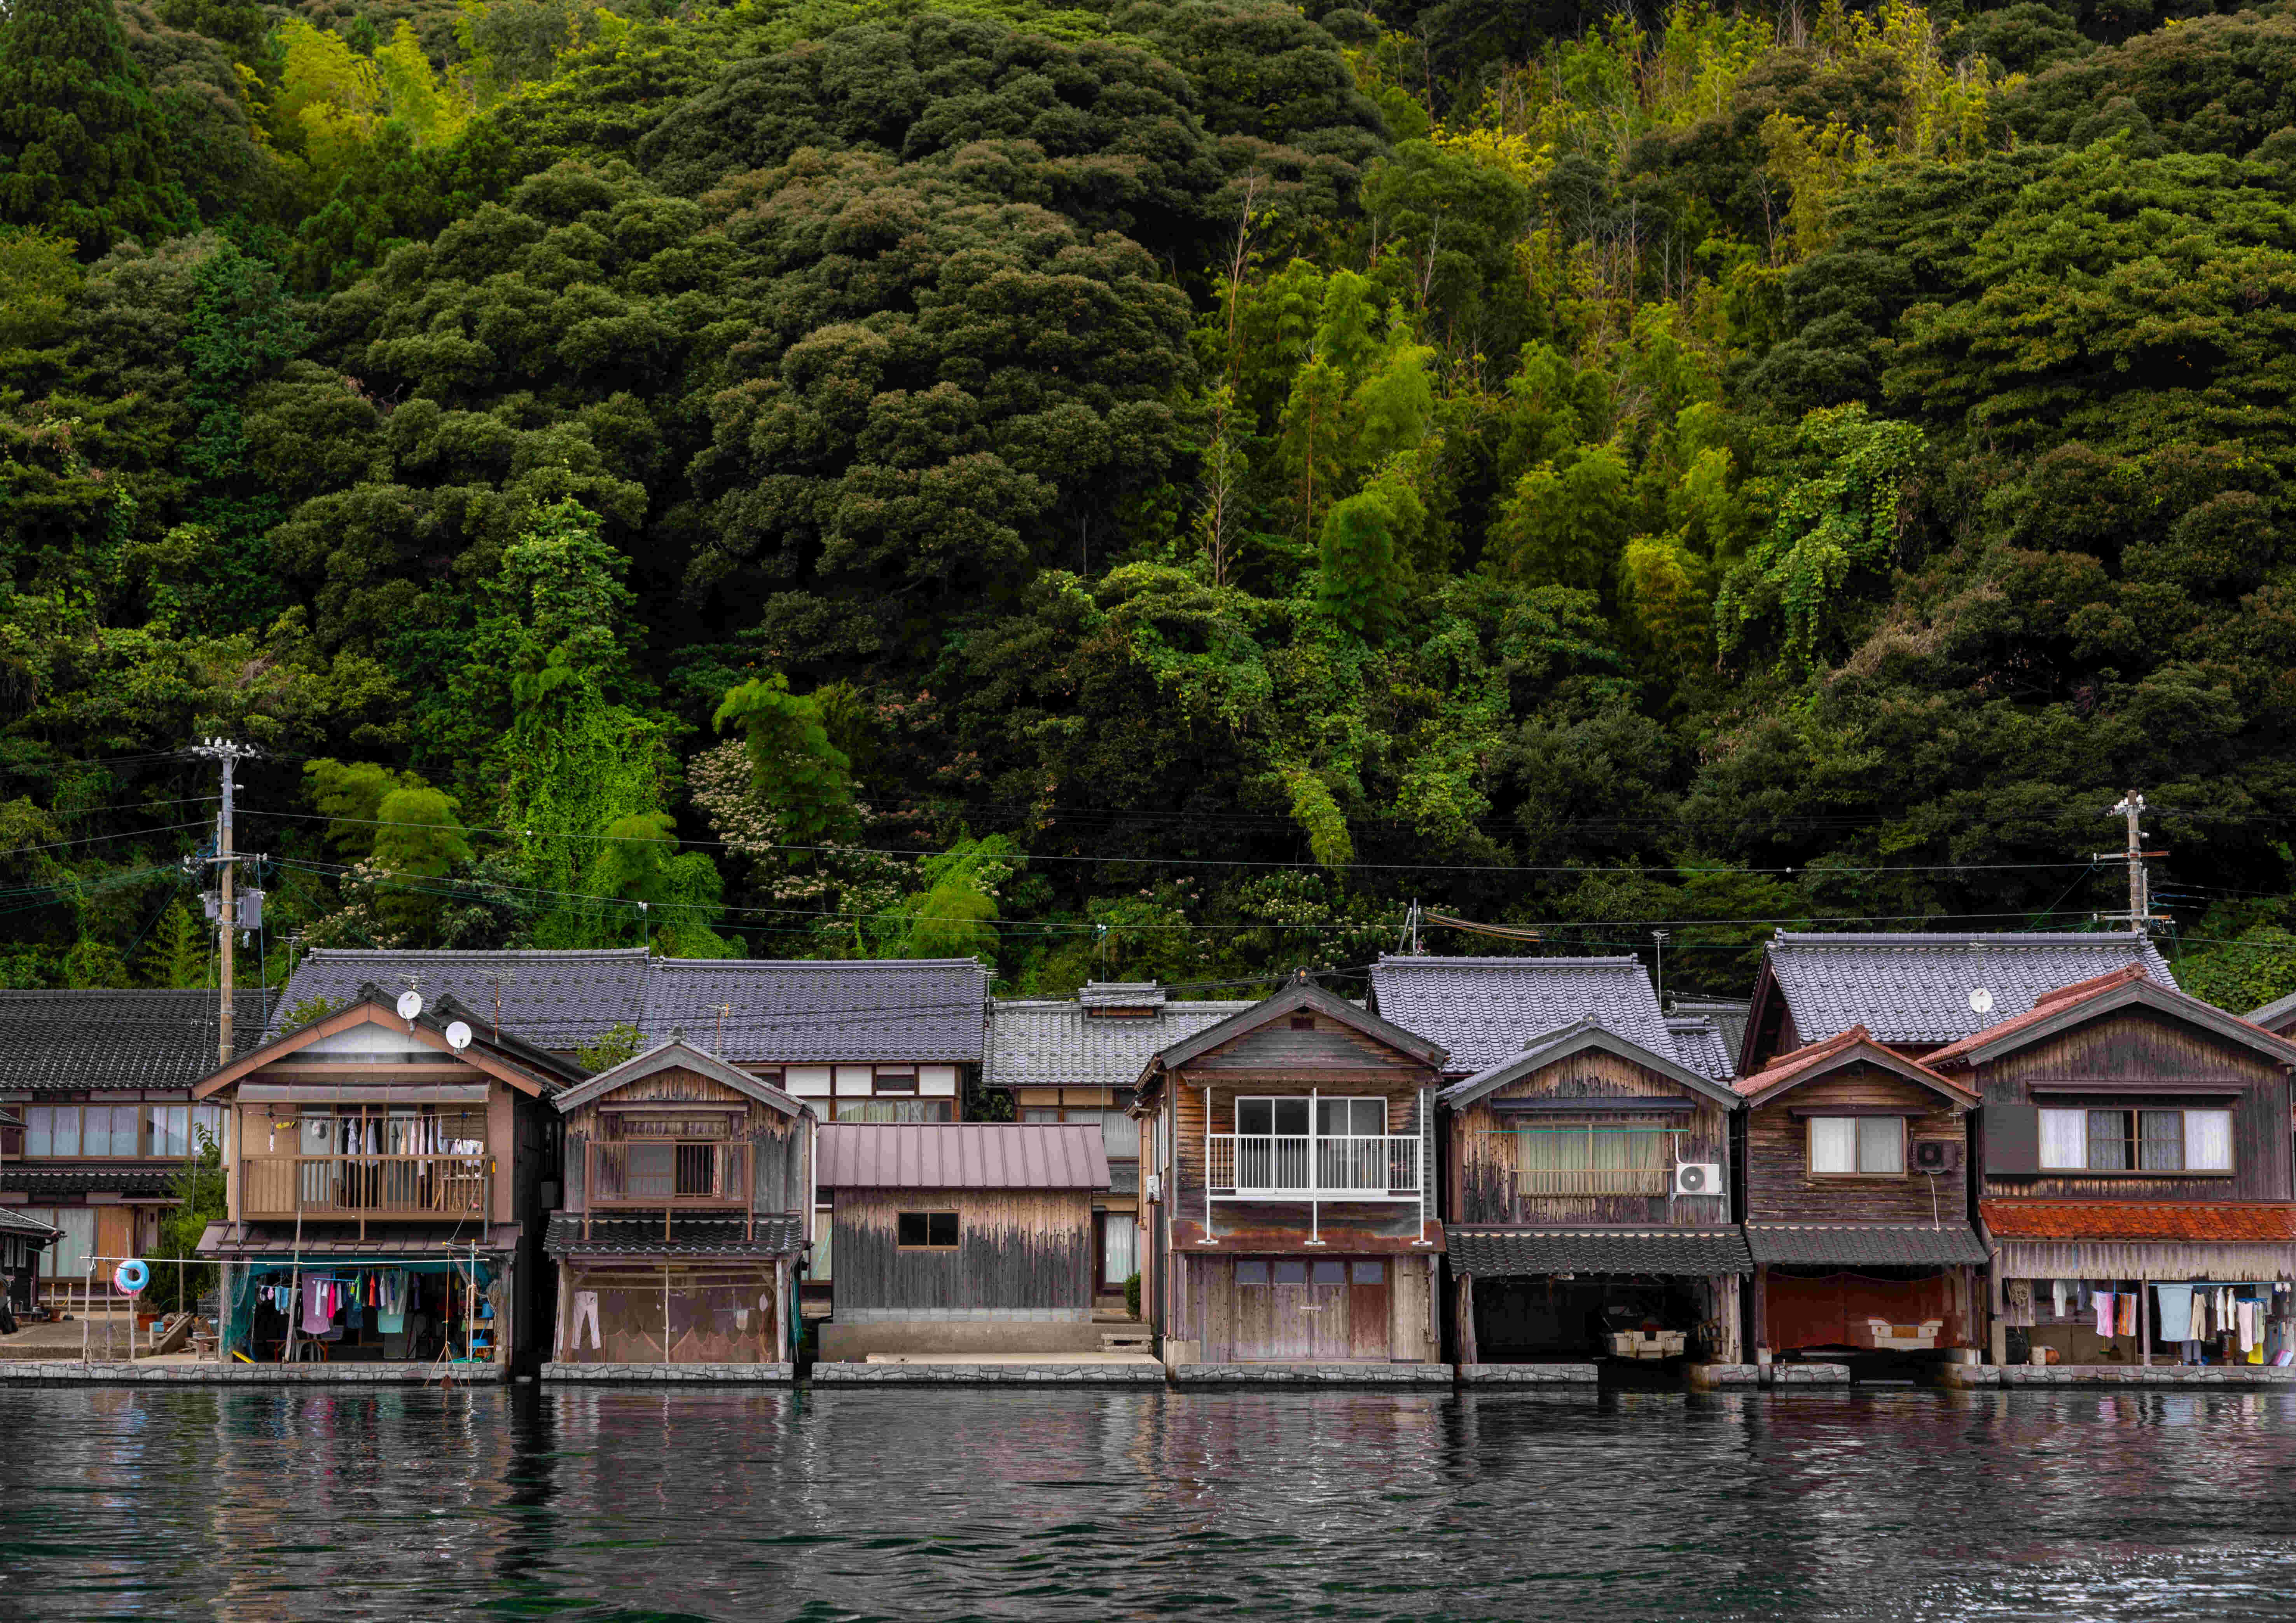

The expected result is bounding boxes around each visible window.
[1237,1098,1310,1137]
[896,1211,959,1248]
[1236,1260,1270,1286]
[1311,1260,1345,1284]
[1235,1097,1386,1136]
[33,1208,94,1280]
[1271,1260,1308,1284]
[1513,1124,1672,1194]
[2039,1108,2233,1172]
[1024,1106,1141,1159]
[1289,1014,1316,1031]
[873,1067,919,1094]
[1808,1116,1904,1176]
[147,1106,226,1159]
[835,1099,953,1124]
[26,1106,77,1158]
[1351,1260,1384,1284]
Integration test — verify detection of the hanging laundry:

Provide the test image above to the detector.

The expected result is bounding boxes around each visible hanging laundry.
[2095,1292,2116,1335]
[302,1278,331,1335]
[2052,1281,2071,1320]
[2239,1299,2261,1354]
[2154,1284,2195,1341]
[2116,1292,2136,1337]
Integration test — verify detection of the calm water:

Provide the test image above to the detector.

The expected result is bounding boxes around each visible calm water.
[5,1385,2296,1620]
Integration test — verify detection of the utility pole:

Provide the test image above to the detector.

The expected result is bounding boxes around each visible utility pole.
[1651,929,1670,1005]
[189,738,259,1065]
[2095,790,2167,935]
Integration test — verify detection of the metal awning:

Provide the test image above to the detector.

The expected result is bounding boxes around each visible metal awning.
[1745,1222,1989,1267]
[196,1220,519,1261]
[239,1082,491,1104]
[545,1213,806,1258]
[1449,1225,1753,1277]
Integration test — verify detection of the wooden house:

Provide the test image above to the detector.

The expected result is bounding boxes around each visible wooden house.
[1733,1027,1989,1364]
[1929,966,2296,1367]
[985,984,1255,1304]
[1132,977,1446,1367]
[274,949,652,1062]
[1,1204,56,1327]
[1738,932,2175,1073]
[2245,987,2296,1040]
[1440,1019,1750,1366]
[545,1040,812,1368]
[814,1122,1108,1358]
[0,989,265,1307]
[192,986,585,1371]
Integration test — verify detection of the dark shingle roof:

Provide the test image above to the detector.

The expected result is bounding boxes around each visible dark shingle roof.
[1371,955,1669,1073]
[641,958,987,1065]
[987,996,1257,1091]
[545,1213,807,1257]
[0,989,271,1092]
[275,950,648,1051]
[1744,1222,1989,1266]
[1763,932,2176,1048]
[0,1164,183,1197]
[2248,987,2296,1031]
[0,1206,58,1241]
[1666,1016,1735,1082]
[1448,1226,1753,1277]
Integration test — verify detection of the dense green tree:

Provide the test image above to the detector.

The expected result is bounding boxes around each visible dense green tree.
[0,0,183,251]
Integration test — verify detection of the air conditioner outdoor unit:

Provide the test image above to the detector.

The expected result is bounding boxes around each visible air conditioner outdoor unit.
[1674,1162,1723,1196]
[1914,1140,1962,1174]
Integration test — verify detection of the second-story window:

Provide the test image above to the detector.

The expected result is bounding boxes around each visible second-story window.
[2041,1108,2231,1172]
[1808,1116,1904,1176]
[1513,1124,1671,1195]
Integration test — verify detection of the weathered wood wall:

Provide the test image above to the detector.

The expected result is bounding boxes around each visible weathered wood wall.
[564,1065,806,1214]
[1744,1063,1969,1223]
[832,1188,1092,1314]
[1449,1050,1729,1226]
[561,1261,781,1363]
[1977,1010,2292,1202]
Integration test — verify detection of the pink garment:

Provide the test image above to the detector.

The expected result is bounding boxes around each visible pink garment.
[2095,1291,2115,1335]
[301,1278,331,1334]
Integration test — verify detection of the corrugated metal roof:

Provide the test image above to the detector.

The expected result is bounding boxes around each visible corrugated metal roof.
[987,996,1256,1091]
[0,988,272,1092]
[642,958,987,1065]
[544,1213,806,1257]
[1764,932,2177,1047]
[1371,955,1669,1073]
[818,1123,1109,1189]
[275,950,648,1050]
[1744,1222,1989,1266]
[1448,1226,1752,1276]
[1981,1201,2296,1243]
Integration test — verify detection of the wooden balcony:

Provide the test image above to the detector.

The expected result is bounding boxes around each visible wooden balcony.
[240,1154,489,1224]
[585,1140,750,1209]
[1206,1133,1421,1201]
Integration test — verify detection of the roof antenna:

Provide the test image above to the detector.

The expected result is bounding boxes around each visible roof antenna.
[715,1003,731,1048]
[480,969,516,1042]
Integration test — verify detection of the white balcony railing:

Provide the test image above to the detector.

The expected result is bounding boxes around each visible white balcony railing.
[1206,1133,1421,1201]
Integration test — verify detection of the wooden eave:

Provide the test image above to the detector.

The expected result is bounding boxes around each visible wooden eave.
[1943,981,2296,1073]
[553,1039,806,1118]
[192,1001,561,1101]
[1739,1039,1977,1112]
[1150,979,1447,1072]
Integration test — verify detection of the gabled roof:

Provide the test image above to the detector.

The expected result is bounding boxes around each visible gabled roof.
[1924,966,2296,1071]
[1369,955,1669,1073]
[1668,997,1750,1061]
[1733,1025,1977,1108]
[1665,1016,1735,1082]
[1438,1017,1740,1110]
[818,1122,1108,1189]
[1150,978,1447,1073]
[2247,986,2296,1031]
[640,957,987,1065]
[274,949,648,1050]
[1754,931,2176,1052]
[0,988,273,1093]
[987,995,1257,1091]
[195,986,585,1100]
[551,1038,807,1117]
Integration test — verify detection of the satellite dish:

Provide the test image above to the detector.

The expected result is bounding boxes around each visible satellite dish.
[1969,988,1995,1015]
[396,990,425,1021]
[445,1020,473,1051]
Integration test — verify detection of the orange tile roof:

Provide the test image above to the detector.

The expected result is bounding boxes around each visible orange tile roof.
[1733,1023,1972,1104]
[1981,1200,2296,1243]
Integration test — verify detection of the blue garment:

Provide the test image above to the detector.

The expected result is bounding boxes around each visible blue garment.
[2154,1284,2194,1341]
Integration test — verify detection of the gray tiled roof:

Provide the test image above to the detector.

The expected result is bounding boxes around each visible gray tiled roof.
[1669,998,1749,1060]
[1448,1226,1753,1277]
[0,989,272,1093]
[987,996,1257,1091]
[275,950,648,1051]
[0,1206,58,1240]
[1764,932,2177,1047]
[544,1213,806,1258]
[1743,1222,1990,1266]
[641,958,987,1065]
[2247,988,2296,1031]
[1665,1016,1735,1082]
[1370,955,1669,1073]
[0,1163,183,1197]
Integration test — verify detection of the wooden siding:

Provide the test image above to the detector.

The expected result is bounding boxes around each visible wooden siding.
[1448,1049,1729,1227]
[564,1065,806,1215]
[1976,1010,2294,1202]
[831,1188,1092,1314]
[1744,1062,1969,1224]
[559,1259,781,1363]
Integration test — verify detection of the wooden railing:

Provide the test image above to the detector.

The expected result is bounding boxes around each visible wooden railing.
[587,1140,750,1209]
[1516,1168,1670,1196]
[1206,1134,1420,1200]
[240,1154,489,1221]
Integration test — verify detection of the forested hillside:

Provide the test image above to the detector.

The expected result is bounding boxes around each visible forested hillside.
[4,0,2296,1003]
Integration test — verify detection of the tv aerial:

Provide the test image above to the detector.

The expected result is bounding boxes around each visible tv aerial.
[396,990,425,1023]
[444,1020,473,1052]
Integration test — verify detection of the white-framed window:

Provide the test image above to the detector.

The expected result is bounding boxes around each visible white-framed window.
[2038,1107,2232,1172]
[1807,1116,1904,1176]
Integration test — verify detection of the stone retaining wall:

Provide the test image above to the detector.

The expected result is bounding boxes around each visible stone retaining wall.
[1170,1363,1455,1386]
[543,1362,795,1383]
[811,1361,1164,1385]
[1457,1363,1599,1384]
[1943,1363,2296,1389]
[0,1361,502,1384]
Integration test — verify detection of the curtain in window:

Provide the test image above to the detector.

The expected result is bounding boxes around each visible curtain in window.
[2039,1110,2086,1169]
[38,1209,94,1280]
[1102,1214,1137,1282]
[2138,1111,2184,1171]
[1515,1129,1578,1174]
[1809,1117,1856,1174]
[2086,1111,2129,1171]
[1856,1117,1904,1174]
[2185,1109,2233,1171]
[27,1106,73,1157]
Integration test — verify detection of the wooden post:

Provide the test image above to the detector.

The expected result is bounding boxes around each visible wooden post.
[1751,1265,1769,1361]
[2139,1277,2151,1367]
[1988,1255,2008,1366]
[1455,1272,1478,1367]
